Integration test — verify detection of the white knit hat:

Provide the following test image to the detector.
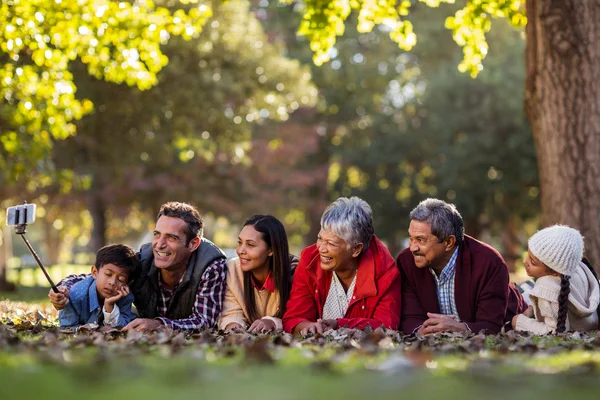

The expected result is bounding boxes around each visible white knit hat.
[528,225,584,276]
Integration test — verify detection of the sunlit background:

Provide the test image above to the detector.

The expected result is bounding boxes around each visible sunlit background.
[0,0,538,288]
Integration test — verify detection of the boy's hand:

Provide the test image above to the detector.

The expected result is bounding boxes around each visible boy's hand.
[104,285,130,313]
[48,286,70,310]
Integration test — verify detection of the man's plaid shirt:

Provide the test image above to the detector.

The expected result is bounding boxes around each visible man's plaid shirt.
[58,257,227,331]
[429,247,459,318]
[156,258,227,330]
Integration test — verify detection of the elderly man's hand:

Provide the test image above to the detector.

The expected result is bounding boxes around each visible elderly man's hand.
[48,286,70,310]
[123,318,164,332]
[421,313,468,335]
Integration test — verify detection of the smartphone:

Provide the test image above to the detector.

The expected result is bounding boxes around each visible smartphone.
[5,204,37,226]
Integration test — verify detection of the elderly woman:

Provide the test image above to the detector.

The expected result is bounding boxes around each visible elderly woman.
[283,197,401,335]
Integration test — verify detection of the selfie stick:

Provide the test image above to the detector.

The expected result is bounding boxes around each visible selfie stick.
[14,203,59,293]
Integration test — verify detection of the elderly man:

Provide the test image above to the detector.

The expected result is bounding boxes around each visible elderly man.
[397,198,526,335]
[49,202,228,332]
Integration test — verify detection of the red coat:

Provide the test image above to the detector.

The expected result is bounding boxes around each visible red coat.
[283,236,401,332]
[397,235,527,334]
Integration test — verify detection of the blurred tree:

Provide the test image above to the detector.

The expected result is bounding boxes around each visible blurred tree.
[47,0,317,249]
[284,0,600,266]
[0,0,213,183]
[257,2,426,246]
[259,2,537,264]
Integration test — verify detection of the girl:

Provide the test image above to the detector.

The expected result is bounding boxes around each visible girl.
[512,225,600,334]
[219,215,296,333]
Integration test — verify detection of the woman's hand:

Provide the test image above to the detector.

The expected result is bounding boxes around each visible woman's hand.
[224,322,245,333]
[318,319,338,331]
[248,318,276,334]
[297,321,324,336]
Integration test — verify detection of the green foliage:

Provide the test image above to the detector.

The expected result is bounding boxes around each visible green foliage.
[0,0,213,179]
[31,0,318,245]
[259,2,537,251]
[280,0,526,77]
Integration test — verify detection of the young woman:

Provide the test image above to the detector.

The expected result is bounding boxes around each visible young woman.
[512,225,600,334]
[219,215,296,333]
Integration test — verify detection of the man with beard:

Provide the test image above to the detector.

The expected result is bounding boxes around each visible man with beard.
[397,198,526,335]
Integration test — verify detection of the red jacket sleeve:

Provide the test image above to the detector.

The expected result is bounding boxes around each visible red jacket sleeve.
[337,267,401,330]
[462,260,509,334]
[282,254,318,332]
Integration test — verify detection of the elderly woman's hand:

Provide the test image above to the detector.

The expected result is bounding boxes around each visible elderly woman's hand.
[297,321,325,336]
[318,319,338,331]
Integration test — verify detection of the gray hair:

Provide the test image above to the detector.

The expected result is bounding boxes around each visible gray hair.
[410,198,464,243]
[320,197,374,252]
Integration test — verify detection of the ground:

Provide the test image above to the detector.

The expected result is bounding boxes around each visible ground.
[1,288,600,399]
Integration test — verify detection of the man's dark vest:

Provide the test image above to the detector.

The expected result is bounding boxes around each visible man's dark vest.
[132,238,226,320]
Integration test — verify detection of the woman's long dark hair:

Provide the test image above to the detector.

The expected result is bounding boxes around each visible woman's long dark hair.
[242,215,292,322]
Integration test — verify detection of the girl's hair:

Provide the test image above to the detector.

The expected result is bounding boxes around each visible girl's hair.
[556,274,571,333]
[242,215,291,322]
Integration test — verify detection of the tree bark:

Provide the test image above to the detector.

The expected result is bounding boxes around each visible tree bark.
[88,191,108,251]
[303,128,331,246]
[0,226,15,291]
[525,0,600,265]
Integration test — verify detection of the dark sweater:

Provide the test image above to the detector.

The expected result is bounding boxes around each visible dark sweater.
[133,238,226,320]
[397,235,526,334]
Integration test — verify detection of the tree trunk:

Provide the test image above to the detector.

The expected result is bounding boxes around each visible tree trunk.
[525,0,600,265]
[500,216,523,273]
[88,191,108,251]
[0,226,16,291]
[303,128,331,246]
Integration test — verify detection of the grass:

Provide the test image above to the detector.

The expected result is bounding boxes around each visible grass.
[1,350,600,400]
[0,286,51,303]
[3,287,600,399]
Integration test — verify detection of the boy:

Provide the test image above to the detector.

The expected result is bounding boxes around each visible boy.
[59,244,139,328]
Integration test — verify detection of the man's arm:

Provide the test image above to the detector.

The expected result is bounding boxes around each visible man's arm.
[461,261,509,334]
[397,257,428,334]
[157,258,227,331]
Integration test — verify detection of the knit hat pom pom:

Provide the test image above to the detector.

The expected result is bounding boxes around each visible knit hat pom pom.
[528,225,583,276]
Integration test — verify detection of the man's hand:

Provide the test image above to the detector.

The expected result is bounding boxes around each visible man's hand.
[104,285,130,313]
[224,322,245,333]
[318,318,338,331]
[48,286,69,310]
[123,318,164,332]
[421,313,468,335]
[248,318,276,334]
